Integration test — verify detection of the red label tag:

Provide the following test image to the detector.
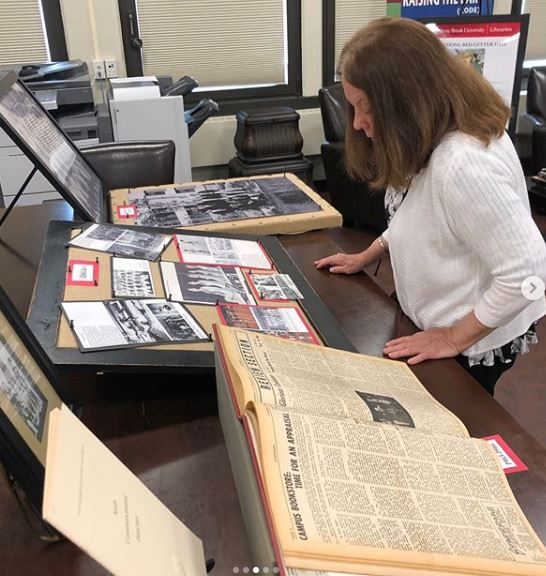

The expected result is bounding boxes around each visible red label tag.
[117,204,137,219]
[482,434,528,474]
[66,259,99,287]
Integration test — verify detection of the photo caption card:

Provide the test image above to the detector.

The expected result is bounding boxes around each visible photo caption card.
[482,434,528,474]
[116,204,137,219]
[66,259,99,287]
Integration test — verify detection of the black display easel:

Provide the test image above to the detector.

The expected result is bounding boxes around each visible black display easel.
[0,165,38,230]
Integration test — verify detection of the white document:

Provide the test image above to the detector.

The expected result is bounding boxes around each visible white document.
[176,234,272,269]
[43,405,207,576]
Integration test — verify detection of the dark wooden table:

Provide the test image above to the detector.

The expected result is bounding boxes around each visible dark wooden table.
[2,202,546,576]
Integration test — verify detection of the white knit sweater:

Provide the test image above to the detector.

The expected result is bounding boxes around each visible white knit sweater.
[382,131,546,357]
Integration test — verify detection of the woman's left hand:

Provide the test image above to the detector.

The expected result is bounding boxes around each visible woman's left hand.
[383,328,461,365]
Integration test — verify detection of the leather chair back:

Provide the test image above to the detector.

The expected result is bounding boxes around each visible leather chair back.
[318,83,387,231]
[80,140,176,191]
[319,83,347,143]
[527,66,546,120]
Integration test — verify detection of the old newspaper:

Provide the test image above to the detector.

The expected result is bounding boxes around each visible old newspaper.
[215,325,546,576]
[217,324,468,437]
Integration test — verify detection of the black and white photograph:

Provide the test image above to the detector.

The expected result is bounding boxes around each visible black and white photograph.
[129,176,322,227]
[61,299,209,351]
[69,224,170,261]
[112,257,156,298]
[217,304,319,344]
[356,392,415,428]
[160,262,255,305]
[0,82,103,222]
[0,331,48,442]
[175,234,272,269]
[248,273,303,301]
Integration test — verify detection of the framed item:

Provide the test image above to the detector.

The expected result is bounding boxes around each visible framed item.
[27,221,354,373]
[419,14,530,136]
[0,70,107,222]
[0,284,64,517]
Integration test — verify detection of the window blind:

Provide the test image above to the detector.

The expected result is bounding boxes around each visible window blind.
[335,0,386,71]
[0,1,49,66]
[522,0,546,62]
[136,0,286,88]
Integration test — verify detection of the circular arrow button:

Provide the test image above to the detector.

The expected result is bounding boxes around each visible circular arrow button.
[521,276,545,301]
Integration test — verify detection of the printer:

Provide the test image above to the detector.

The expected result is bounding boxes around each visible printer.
[4,60,98,141]
[0,60,98,206]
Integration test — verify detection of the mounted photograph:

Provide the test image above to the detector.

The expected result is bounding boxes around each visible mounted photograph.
[112,257,156,298]
[130,176,323,228]
[160,262,255,305]
[61,299,209,351]
[69,224,170,261]
[175,234,272,269]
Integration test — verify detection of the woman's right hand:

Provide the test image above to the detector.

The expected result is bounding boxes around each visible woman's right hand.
[314,252,366,275]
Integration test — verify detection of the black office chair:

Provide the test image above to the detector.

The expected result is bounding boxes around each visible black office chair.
[522,66,546,174]
[319,83,387,231]
[79,140,176,191]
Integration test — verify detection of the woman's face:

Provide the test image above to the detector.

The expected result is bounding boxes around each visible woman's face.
[342,78,374,139]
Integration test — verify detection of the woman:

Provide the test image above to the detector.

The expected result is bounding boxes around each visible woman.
[314,18,546,394]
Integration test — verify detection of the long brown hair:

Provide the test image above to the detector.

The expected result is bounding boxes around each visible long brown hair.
[340,18,511,190]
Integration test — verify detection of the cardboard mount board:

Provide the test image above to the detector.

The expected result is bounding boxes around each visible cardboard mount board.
[58,235,321,351]
[109,172,342,235]
[27,221,354,374]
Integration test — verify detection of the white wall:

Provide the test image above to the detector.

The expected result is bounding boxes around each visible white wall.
[60,0,126,76]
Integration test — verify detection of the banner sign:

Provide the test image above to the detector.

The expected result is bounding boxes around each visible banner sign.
[429,21,521,106]
[387,1,494,19]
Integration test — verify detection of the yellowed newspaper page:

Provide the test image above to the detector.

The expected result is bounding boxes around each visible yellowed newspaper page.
[218,325,468,437]
[252,404,546,576]
[43,405,206,576]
